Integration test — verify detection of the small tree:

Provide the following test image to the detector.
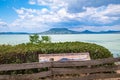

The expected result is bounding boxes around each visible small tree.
[29,34,51,44]
[41,36,51,43]
[29,34,39,44]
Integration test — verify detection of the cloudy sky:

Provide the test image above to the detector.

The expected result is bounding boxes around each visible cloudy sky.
[0,0,120,32]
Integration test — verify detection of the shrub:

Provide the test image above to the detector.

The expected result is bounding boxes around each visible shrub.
[0,42,112,64]
[0,42,113,74]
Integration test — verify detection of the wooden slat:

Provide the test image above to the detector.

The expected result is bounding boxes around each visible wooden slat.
[53,73,120,80]
[52,65,120,75]
[0,71,51,80]
[53,57,120,67]
[0,57,120,80]
[0,62,51,71]
[0,57,119,71]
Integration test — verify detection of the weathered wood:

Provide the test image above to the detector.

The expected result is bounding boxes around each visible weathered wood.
[53,57,120,67]
[52,65,120,75]
[0,57,120,80]
[39,53,90,56]
[0,71,51,80]
[0,62,51,71]
[53,73,120,80]
[0,57,119,71]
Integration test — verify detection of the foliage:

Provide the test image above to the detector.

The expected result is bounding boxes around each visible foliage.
[0,42,112,64]
[29,34,51,44]
[41,36,51,43]
[29,34,39,44]
[0,42,113,74]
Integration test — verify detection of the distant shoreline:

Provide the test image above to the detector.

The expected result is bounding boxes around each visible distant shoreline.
[0,33,120,35]
[0,28,120,35]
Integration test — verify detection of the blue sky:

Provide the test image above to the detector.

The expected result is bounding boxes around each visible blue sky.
[0,0,120,32]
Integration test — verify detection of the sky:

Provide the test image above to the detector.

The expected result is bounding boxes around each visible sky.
[0,0,120,32]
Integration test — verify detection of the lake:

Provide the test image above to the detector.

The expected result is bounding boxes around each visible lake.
[0,34,120,57]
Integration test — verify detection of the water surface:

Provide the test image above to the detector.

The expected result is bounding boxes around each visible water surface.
[0,34,120,57]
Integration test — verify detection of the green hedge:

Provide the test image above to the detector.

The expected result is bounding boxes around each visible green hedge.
[0,42,113,64]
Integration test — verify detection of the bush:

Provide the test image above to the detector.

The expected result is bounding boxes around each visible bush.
[0,42,113,75]
[0,42,112,64]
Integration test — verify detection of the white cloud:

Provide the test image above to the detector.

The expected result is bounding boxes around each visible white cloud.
[74,4,120,24]
[0,19,7,27]
[29,0,36,5]
[0,19,9,32]
[11,8,54,32]
[29,0,68,11]
[27,0,120,24]
[15,9,24,14]
[41,8,49,14]
[15,8,38,19]
[0,0,119,32]
[94,4,120,23]
[8,0,120,32]
[101,4,120,16]
[37,0,53,6]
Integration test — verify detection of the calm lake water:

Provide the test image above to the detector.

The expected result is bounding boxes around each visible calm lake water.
[0,34,120,57]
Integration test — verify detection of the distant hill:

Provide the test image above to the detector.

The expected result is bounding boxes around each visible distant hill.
[0,28,120,34]
[80,30,120,34]
[40,28,80,34]
[99,30,120,34]
[40,28,120,34]
[80,30,95,34]
[0,32,29,35]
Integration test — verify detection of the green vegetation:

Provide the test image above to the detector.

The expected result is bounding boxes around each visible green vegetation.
[29,34,39,44]
[41,36,51,43]
[29,34,51,43]
[0,35,113,74]
[0,42,112,64]
[0,37,113,75]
